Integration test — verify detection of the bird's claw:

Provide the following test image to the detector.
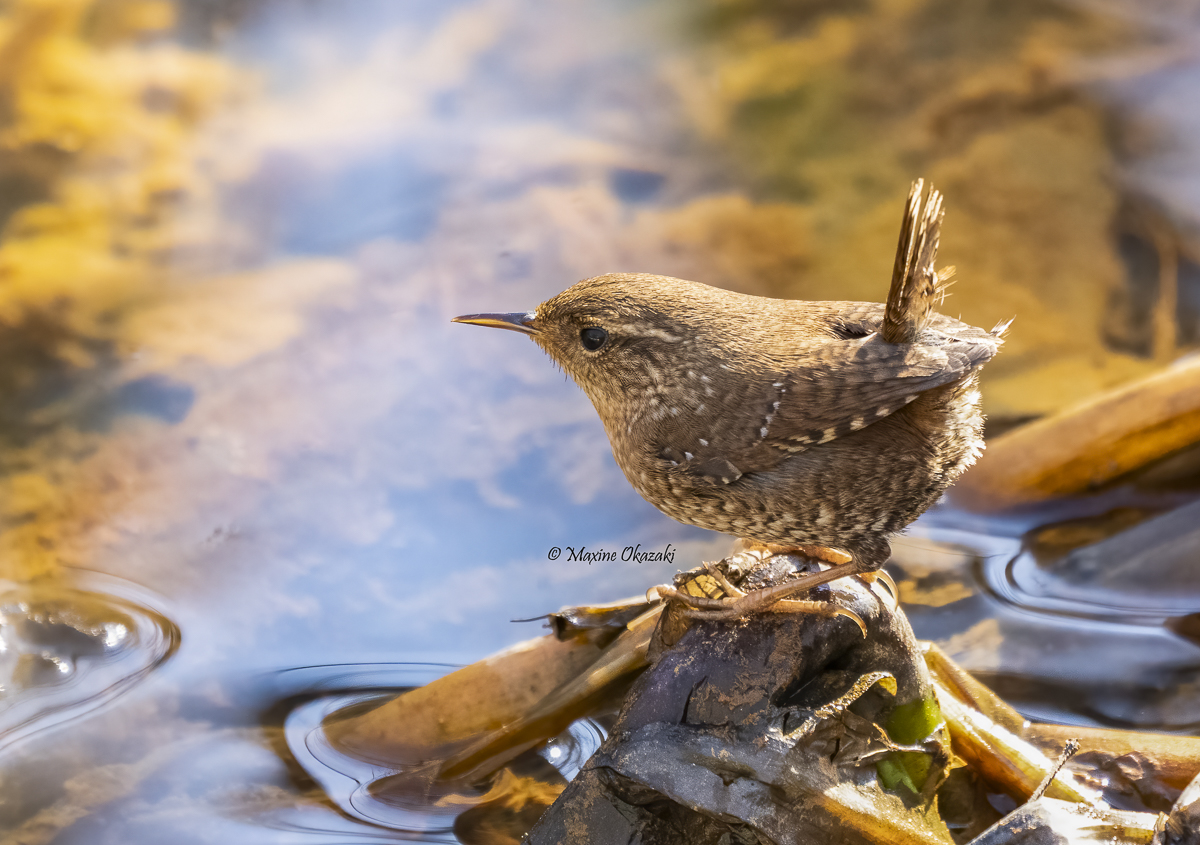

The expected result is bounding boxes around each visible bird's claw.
[653,559,869,637]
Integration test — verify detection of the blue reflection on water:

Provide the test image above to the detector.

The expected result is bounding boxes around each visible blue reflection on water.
[278,152,449,253]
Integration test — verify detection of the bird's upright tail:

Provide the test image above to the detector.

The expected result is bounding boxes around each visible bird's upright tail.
[882,179,946,344]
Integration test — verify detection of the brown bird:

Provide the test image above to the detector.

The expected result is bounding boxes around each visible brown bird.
[454,181,1005,615]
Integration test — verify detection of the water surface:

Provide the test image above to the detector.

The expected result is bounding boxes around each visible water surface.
[1,0,1199,841]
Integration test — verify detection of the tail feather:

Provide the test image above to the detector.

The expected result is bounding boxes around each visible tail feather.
[882,179,945,344]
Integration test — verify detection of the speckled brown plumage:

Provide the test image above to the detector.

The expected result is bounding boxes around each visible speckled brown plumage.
[454,180,1005,573]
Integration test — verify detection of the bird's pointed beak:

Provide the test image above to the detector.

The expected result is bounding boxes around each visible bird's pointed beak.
[451,311,539,335]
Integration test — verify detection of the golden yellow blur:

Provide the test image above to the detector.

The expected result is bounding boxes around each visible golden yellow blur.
[0,0,233,327]
[0,0,232,579]
[0,1,362,582]
[664,0,1168,416]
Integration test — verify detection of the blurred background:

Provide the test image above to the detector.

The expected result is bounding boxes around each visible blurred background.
[0,0,1199,841]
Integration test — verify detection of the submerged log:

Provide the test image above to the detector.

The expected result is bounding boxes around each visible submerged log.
[953,357,1200,511]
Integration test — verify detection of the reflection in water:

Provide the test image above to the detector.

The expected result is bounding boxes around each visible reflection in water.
[896,510,1200,731]
[279,664,601,840]
[0,572,178,753]
[0,0,1197,841]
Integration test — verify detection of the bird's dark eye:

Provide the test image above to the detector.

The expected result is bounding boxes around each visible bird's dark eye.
[580,327,608,351]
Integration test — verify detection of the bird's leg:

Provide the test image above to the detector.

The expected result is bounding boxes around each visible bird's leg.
[701,559,860,622]
[701,559,745,598]
[684,558,864,615]
[752,541,898,609]
[646,559,737,610]
[751,542,853,566]
[652,542,859,613]
[652,578,866,634]
[649,546,869,634]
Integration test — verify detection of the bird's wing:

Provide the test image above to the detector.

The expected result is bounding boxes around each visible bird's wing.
[671,330,999,486]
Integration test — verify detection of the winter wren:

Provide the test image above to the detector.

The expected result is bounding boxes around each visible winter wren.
[454,181,1005,590]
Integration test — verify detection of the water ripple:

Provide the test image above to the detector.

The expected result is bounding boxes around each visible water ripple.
[276,663,605,839]
[0,570,179,753]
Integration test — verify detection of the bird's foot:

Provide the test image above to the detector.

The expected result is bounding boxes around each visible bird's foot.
[736,540,899,610]
[649,558,868,636]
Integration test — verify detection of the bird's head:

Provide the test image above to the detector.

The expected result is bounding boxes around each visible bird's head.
[453,273,720,422]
